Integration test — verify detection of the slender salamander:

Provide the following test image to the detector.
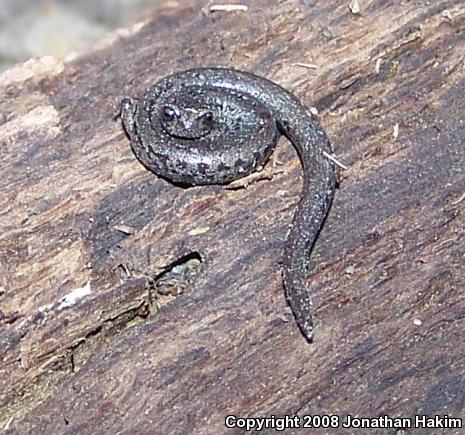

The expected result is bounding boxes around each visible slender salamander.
[121,68,336,342]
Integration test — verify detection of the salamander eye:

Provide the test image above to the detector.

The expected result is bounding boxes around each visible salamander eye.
[200,111,214,128]
[161,105,179,121]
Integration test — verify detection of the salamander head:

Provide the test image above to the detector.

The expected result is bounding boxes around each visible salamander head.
[157,104,214,139]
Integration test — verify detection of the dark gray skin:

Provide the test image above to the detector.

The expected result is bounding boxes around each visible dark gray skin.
[121,68,336,342]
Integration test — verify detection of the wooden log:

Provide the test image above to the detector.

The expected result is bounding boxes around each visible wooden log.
[1,0,464,432]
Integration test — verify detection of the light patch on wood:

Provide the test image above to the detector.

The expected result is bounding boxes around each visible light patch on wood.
[294,62,318,70]
[0,56,64,87]
[441,10,452,20]
[0,105,61,146]
[310,107,319,116]
[3,417,14,431]
[188,226,210,236]
[16,244,89,308]
[114,224,136,235]
[210,4,248,12]
[349,0,361,14]
[95,21,148,50]
[57,282,92,310]
[393,123,399,140]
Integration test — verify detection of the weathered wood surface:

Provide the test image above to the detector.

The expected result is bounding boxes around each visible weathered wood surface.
[1,0,464,433]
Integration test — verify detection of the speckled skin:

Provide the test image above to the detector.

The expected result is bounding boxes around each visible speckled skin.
[121,68,336,342]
